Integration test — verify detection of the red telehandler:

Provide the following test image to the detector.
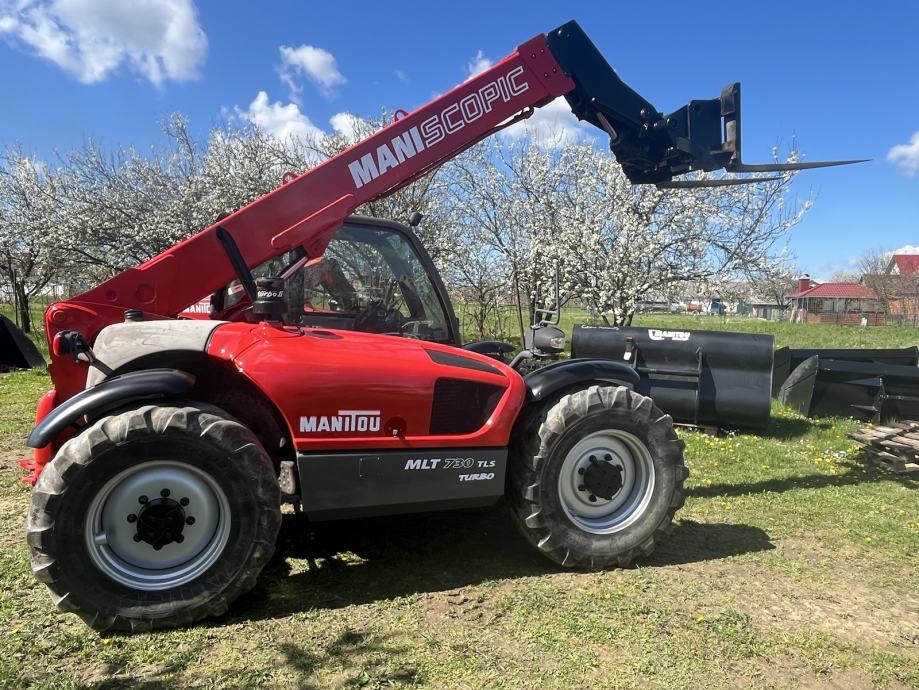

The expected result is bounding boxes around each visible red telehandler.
[22,21,857,631]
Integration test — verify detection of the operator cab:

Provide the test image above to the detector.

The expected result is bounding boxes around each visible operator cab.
[205,217,461,346]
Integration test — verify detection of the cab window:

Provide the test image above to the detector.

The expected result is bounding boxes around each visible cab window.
[224,223,455,344]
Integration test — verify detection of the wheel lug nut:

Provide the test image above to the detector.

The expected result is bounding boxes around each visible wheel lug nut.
[577,467,585,475]
[589,455,597,464]
[578,484,586,491]
[153,544,162,551]
[138,495,148,504]
[160,488,170,498]
[127,514,137,523]
[133,534,142,542]
[604,453,613,462]
[588,495,597,502]
[179,497,189,506]
[175,535,184,543]
[186,516,195,525]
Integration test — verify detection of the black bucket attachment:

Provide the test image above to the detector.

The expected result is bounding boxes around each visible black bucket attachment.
[778,354,919,422]
[772,346,919,397]
[571,326,774,429]
[0,314,45,371]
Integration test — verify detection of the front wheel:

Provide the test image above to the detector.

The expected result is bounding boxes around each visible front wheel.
[509,385,687,569]
[26,402,281,632]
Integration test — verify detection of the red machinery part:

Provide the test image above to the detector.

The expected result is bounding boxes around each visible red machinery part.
[19,388,58,485]
[206,322,528,452]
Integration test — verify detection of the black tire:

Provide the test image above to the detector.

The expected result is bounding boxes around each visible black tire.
[509,385,687,569]
[26,402,281,632]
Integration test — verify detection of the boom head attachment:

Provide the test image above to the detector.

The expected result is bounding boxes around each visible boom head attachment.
[547,21,866,188]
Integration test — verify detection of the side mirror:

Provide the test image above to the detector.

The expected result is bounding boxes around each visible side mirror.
[532,326,566,355]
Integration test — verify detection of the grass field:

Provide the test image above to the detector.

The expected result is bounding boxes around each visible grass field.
[0,313,917,688]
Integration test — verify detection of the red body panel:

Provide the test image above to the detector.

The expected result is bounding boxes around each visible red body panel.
[19,389,58,484]
[207,323,527,452]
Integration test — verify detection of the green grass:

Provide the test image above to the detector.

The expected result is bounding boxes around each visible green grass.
[0,315,917,688]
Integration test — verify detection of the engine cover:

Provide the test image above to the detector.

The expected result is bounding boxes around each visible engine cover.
[207,322,527,453]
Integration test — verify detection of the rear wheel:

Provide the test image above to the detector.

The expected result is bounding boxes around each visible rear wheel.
[509,385,687,569]
[26,403,281,632]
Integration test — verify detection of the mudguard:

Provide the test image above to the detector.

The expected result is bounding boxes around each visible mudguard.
[524,358,640,402]
[26,369,195,449]
[462,341,516,356]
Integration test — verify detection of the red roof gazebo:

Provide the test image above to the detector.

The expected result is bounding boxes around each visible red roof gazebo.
[789,280,884,326]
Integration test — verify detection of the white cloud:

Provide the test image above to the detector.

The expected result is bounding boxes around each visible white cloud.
[393,68,408,84]
[237,91,324,143]
[465,50,492,79]
[0,0,207,86]
[502,97,594,148]
[887,131,919,176]
[279,44,345,101]
[329,112,361,139]
[893,244,919,255]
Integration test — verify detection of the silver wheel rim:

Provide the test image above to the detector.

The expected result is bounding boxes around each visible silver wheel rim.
[85,460,231,591]
[558,429,655,534]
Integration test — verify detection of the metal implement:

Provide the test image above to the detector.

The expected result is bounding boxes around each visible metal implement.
[0,315,45,371]
[778,355,919,422]
[571,326,774,428]
[772,346,919,397]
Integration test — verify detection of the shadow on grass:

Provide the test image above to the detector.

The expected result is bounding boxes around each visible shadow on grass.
[278,629,415,690]
[686,462,918,500]
[232,507,773,624]
[651,519,773,565]
[760,415,836,440]
[85,627,405,690]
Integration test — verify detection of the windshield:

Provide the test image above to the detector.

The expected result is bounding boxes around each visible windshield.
[223,223,454,343]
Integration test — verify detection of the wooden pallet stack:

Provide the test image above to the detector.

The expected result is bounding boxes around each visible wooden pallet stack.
[847,421,919,474]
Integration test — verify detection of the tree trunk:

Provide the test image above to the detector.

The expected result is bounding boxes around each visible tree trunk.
[14,283,31,333]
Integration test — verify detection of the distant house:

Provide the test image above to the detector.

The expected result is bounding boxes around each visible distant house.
[789,276,884,326]
[748,298,786,321]
[881,254,919,320]
[885,254,919,276]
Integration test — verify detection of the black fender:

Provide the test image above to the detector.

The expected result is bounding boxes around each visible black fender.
[462,340,515,356]
[27,369,195,449]
[523,358,640,402]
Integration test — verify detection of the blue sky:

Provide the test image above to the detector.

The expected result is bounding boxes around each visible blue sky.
[1,0,917,279]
